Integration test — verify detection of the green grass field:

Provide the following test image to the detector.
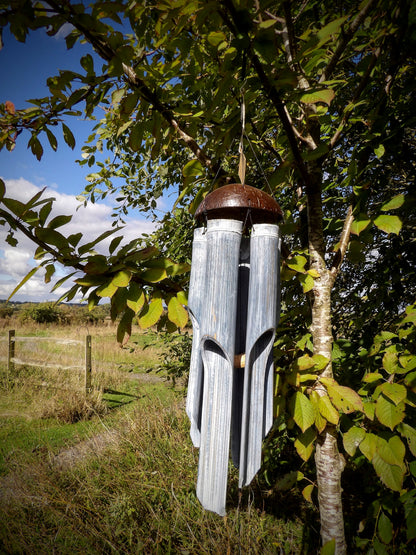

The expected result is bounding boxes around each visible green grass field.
[0,321,308,554]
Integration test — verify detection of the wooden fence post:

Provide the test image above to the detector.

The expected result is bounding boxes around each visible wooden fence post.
[85,334,92,395]
[8,330,15,382]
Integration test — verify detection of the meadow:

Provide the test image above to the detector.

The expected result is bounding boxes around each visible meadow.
[0,316,310,554]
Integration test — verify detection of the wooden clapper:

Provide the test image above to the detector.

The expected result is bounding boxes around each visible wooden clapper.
[186,183,283,516]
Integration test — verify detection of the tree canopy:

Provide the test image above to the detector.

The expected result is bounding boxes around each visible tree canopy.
[1,1,415,553]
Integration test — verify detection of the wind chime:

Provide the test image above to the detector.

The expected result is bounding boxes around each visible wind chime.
[186,94,283,516]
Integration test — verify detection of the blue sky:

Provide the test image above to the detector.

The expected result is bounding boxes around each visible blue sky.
[0,26,158,302]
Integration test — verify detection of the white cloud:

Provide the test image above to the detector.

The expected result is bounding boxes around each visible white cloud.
[0,178,156,302]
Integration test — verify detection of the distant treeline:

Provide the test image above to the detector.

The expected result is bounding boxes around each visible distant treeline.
[0,301,111,325]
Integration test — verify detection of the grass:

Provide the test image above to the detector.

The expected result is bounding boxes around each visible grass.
[0,321,308,554]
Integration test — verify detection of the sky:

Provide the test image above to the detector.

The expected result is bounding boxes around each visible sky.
[0,25,161,303]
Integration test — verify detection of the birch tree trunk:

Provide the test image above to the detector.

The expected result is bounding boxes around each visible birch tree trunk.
[307,169,347,554]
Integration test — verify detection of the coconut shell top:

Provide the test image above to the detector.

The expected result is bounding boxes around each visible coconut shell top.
[195,183,283,226]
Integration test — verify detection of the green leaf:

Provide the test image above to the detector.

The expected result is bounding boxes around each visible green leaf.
[377,512,393,545]
[96,281,118,298]
[167,296,188,328]
[375,396,405,430]
[343,426,366,457]
[376,436,405,467]
[294,426,316,461]
[112,270,131,287]
[117,308,134,345]
[44,263,55,284]
[320,538,336,555]
[62,123,75,149]
[126,283,145,314]
[298,273,314,293]
[350,215,371,235]
[182,159,204,177]
[84,255,108,275]
[363,372,383,383]
[372,451,404,491]
[302,484,314,503]
[7,266,40,301]
[46,128,58,151]
[300,89,335,105]
[141,267,168,283]
[359,432,378,461]
[290,391,315,432]
[286,255,307,272]
[0,178,5,201]
[374,215,402,235]
[381,194,405,211]
[397,423,416,457]
[318,395,339,425]
[35,227,69,250]
[139,298,163,329]
[296,354,316,371]
[47,214,72,229]
[379,382,407,406]
[207,31,227,47]
[320,378,363,413]
[374,144,385,159]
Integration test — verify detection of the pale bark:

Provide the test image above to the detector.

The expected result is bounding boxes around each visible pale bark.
[308,171,347,554]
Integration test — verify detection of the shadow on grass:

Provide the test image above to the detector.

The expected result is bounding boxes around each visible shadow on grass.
[102,388,143,409]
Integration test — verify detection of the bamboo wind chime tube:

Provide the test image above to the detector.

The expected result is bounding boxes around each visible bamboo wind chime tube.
[187,184,283,516]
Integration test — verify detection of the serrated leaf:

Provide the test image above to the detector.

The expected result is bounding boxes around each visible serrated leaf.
[290,391,315,432]
[377,435,405,467]
[167,296,188,328]
[372,451,404,491]
[382,351,399,374]
[139,298,163,328]
[375,396,405,430]
[318,395,339,425]
[294,427,316,461]
[363,401,375,421]
[343,426,366,456]
[320,378,363,413]
[359,432,378,461]
[296,354,315,371]
[397,423,416,457]
[379,382,407,406]
[374,215,402,235]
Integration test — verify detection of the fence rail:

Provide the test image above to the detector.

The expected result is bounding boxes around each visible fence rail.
[3,330,92,395]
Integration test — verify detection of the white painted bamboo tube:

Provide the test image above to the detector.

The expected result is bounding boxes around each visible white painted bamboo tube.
[186,227,208,447]
[238,223,281,488]
[196,218,243,516]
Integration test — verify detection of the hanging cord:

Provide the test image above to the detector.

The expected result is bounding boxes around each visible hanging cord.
[244,131,278,202]
[238,86,247,186]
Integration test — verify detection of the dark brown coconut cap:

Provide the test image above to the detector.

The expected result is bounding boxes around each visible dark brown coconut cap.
[195,183,283,226]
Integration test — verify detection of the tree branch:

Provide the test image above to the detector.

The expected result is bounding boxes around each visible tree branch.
[319,0,377,84]
[329,205,354,284]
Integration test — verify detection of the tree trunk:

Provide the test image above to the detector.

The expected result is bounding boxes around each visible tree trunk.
[307,169,347,554]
